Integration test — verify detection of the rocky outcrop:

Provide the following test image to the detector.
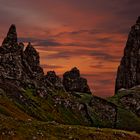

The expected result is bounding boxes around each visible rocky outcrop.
[0,25,92,96]
[0,25,92,98]
[44,71,64,90]
[118,85,140,117]
[1,24,18,53]
[63,67,91,94]
[115,16,140,93]
[0,25,25,81]
[24,42,44,79]
[0,25,45,93]
[89,96,117,128]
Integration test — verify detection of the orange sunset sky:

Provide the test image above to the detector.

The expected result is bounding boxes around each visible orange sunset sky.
[0,0,140,97]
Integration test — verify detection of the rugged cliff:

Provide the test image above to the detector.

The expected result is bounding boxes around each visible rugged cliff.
[115,16,140,93]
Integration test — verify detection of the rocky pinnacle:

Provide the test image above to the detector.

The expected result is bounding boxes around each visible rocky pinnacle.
[115,16,140,93]
[2,24,17,46]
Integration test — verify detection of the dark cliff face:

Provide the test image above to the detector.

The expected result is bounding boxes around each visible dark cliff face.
[115,16,140,93]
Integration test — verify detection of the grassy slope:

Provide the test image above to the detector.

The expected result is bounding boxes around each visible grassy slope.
[0,115,140,140]
[23,89,89,125]
[0,87,89,125]
[76,92,140,132]
[0,95,32,121]
[0,87,140,139]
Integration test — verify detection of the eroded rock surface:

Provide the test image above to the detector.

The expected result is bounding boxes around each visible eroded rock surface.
[63,67,91,94]
[115,16,140,92]
[1,24,18,52]
[0,25,49,100]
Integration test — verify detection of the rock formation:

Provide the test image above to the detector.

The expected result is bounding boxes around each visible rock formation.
[114,85,140,117]
[0,25,92,97]
[0,24,140,134]
[89,96,117,128]
[115,16,140,93]
[44,71,64,90]
[24,42,44,79]
[63,67,91,94]
[2,24,18,52]
[0,25,45,89]
[0,25,52,100]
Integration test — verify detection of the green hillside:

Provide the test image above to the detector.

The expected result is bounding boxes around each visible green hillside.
[0,83,140,139]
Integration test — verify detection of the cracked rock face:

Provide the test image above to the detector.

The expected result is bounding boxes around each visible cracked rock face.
[115,16,140,93]
[63,67,91,94]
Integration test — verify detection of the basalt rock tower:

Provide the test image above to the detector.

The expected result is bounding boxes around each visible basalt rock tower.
[115,16,140,93]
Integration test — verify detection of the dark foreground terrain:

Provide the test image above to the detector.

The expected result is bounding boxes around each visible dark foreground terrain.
[1,116,140,140]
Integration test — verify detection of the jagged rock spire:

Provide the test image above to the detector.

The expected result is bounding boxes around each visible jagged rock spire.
[2,24,17,46]
[0,25,44,87]
[115,16,140,93]
[24,42,40,66]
